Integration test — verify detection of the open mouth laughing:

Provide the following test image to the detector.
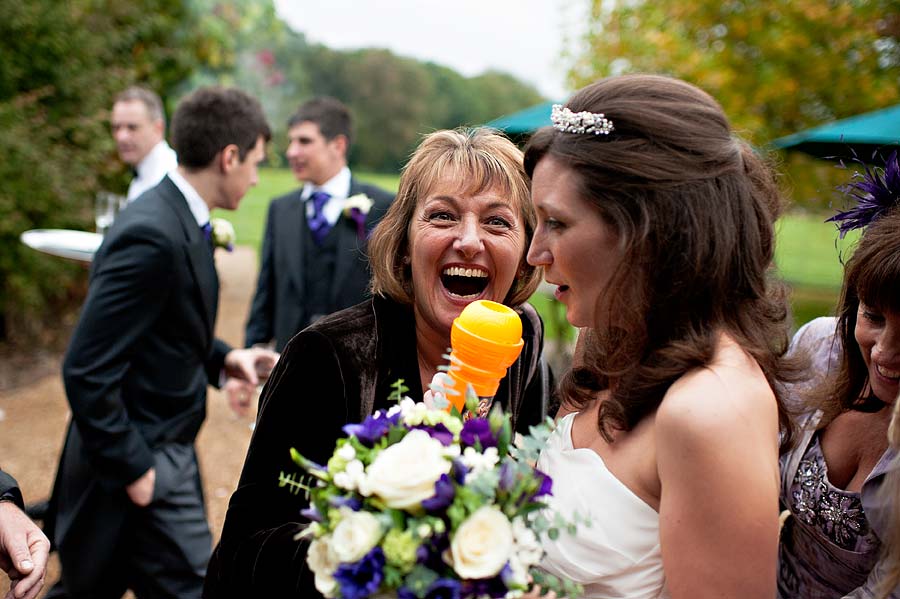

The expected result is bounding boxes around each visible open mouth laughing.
[441,266,489,299]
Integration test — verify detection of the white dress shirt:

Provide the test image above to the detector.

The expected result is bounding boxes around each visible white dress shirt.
[127,140,178,203]
[166,168,210,227]
[300,166,352,226]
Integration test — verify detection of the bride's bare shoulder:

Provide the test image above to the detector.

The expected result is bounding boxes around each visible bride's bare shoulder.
[656,334,777,445]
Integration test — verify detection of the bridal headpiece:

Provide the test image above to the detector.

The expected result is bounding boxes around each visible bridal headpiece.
[551,104,615,136]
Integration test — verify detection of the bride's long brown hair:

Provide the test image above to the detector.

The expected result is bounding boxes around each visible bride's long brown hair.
[525,74,800,448]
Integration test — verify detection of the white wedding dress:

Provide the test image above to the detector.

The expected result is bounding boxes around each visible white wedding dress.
[536,413,671,599]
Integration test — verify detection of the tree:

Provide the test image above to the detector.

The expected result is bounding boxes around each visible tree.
[0,0,212,344]
[571,0,900,207]
[575,0,900,142]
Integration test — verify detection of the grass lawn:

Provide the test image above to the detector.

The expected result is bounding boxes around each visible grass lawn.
[217,168,857,338]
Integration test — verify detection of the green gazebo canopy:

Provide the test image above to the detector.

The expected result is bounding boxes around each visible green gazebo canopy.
[772,103,900,162]
[486,101,560,135]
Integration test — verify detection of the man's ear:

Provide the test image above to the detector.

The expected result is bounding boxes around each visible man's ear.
[331,134,348,158]
[153,119,165,140]
[219,144,240,173]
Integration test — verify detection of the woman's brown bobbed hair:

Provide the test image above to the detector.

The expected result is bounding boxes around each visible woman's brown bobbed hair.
[368,128,541,307]
[813,208,900,424]
[525,74,798,446]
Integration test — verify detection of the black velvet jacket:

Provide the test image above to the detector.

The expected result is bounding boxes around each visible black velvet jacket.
[204,296,552,597]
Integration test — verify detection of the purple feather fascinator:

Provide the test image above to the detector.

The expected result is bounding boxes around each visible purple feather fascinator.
[826,150,900,237]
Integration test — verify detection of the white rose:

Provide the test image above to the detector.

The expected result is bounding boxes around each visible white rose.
[330,508,382,563]
[365,429,451,509]
[450,506,514,579]
[307,536,339,597]
[210,217,235,248]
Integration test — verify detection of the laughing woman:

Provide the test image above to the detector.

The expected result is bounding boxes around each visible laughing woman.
[203,128,553,597]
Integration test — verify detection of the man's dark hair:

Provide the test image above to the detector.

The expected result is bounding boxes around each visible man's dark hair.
[172,87,271,169]
[288,96,353,147]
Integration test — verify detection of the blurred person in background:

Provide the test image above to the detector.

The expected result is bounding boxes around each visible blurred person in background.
[111,86,177,203]
[45,87,276,599]
[244,96,394,353]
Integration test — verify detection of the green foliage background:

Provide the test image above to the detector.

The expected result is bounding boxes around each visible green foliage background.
[572,0,900,209]
[0,0,208,344]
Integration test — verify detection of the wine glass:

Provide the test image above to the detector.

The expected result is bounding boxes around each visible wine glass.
[94,192,124,235]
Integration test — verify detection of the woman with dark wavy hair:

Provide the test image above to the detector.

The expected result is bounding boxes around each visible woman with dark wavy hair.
[524,74,797,598]
[778,203,900,599]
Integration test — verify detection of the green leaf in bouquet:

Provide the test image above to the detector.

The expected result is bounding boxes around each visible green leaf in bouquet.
[490,403,513,456]
[382,563,406,589]
[277,471,309,496]
[389,378,410,402]
[464,383,479,414]
[529,567,584,598]
[289,448,330,481]
[403,565,439,598]
[466,468,499,501]
[386,423,409,445]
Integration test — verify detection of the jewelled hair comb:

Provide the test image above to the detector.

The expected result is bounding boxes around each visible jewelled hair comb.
[551,104,615,136]
[826,150,900,238]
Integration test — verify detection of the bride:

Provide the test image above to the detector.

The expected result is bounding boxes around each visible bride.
[523,74,797,598]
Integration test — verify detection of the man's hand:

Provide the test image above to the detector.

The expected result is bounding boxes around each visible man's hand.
[223,378,257,418]
[223,347,279,387]
[0,502,50,599]
[125,467,155,507]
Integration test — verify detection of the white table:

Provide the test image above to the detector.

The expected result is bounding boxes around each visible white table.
[20,229,103,262]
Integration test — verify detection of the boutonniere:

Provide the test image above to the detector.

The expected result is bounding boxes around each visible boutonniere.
[210,217,235,251]
[343,193,374,240]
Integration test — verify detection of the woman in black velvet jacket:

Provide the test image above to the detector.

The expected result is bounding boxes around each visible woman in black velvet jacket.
[204,128,554,597]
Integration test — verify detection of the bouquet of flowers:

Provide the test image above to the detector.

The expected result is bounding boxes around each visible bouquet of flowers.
[279,381,583,599]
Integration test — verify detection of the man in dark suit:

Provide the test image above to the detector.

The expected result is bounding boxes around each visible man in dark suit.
[46,87,276,599]
[244,97,393,352]
[0,469,49,599]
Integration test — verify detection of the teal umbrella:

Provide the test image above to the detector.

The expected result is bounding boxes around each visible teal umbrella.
[772,104,900,162]
[486,101,561,135]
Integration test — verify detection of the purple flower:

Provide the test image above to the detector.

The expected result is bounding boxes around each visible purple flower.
[342,411,399,446]
[451,458,469,484]
[333,547,385,599]
[400,578,463,599]
[460,418,496,448]
[416,532,450,571]
[299,506,322,522]
[327,495,363,511]
[498,460,515,491]
[413,422,454,446]
[531,467,553,500]
[827,150,900,237]
[463,570,509,598]
[421,473,455,513]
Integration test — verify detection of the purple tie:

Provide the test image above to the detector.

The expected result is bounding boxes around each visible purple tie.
[308,191,332,244]
[201,221,213,243]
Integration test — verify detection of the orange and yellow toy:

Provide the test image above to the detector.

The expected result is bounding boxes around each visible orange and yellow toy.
[444,299,524,414]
